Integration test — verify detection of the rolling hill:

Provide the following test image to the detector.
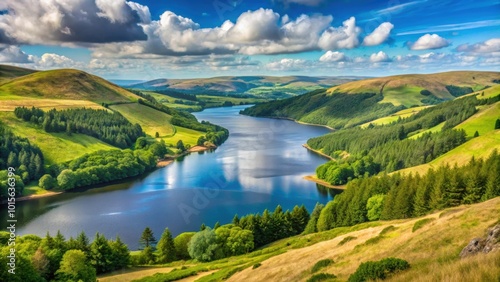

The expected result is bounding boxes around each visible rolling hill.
[0,68,141,103]
[131,76,364,98]
[0,64,38,82]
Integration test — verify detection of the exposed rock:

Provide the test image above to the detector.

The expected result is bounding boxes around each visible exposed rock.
[460,224,500,258]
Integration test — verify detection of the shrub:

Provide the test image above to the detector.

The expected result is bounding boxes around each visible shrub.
[348,257,410,282]
[338,236,357,246]
[253,263,261,269]
[412,218,435,232]
[307,273,337,282]
[379,225,397,235]
[311,259,334,273]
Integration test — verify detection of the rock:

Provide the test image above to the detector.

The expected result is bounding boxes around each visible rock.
[460,224,500,258]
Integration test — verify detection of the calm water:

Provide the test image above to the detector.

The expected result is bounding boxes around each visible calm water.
[2,106,340,249]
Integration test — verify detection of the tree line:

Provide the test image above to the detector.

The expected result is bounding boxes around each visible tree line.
[0,124,44,197]
[308,95,500,184]
[311,150,500,232]
[14,106,144,148]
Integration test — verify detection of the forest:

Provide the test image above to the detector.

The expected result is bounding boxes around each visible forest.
[14,107,144,148]
[310,95,500,184]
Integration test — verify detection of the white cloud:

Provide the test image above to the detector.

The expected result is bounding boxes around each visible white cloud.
[319,51,347,62]
[37,53,78,68]
[266,58,308,71]
[456,38,500,53]
[370,51,391,62]
[363,22,394,46]
[408,34,450,50]
[96,0,131,23]
[318,17,361,50]
[0,46,34,63]
[227,9,281,42]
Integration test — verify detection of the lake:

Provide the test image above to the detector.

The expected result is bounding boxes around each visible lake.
[3,105,340,249]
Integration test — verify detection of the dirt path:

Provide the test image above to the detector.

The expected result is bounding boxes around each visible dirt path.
[175,270,218,282]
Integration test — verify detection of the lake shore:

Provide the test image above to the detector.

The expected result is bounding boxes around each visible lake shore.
[302,144,334,160]
[303,175,346,190]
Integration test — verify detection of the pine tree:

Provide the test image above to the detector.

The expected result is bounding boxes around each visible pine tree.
[157,228,176,263]
[139,227,157,249]
[214,222,221,229]
[495,119,500,130]
[109,236,130,270]
[90,233,113,274]
[474,130,479,137]
[232,214,240,226]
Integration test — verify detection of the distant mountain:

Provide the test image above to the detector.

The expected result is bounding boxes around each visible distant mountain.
[242,71,500,129]
[0,67,141,103]
[131,76,365,98]
[0,65,38,82]
[109,79,146,87]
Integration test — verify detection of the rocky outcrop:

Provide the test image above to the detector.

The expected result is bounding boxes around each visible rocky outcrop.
[460,224,500,258]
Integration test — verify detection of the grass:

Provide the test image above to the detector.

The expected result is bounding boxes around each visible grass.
[380,85,426,107]
[412,218,435,232]
[337,236,357,246]
[408,121,446,139]
[306,273,336,282]
[455,102,500,137]
[0,98,104,111]
[360,106,430,128]
[0,111,117,164]
[110,103,175,137]
[162,126,204,147]
[311,259,334,273]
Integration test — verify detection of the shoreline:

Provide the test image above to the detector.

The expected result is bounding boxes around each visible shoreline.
[9,145,216,203]
[302,144,334,160]
[303,175,346,190]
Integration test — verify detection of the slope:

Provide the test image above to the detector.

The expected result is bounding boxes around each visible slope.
[0,64,37,82]
[0,68,141,103]
[228,197,500,282]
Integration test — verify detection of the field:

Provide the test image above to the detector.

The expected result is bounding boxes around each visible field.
[455,102,500,137]
[110,103,175,137]
[408,121,445,139]
[360,106,430,128]
[0,111,116,164]
[0,98,104,111]
[162,126,205,146]
[379,85,426,107]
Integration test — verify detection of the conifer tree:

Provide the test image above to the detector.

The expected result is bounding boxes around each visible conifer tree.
[157,228,176,263]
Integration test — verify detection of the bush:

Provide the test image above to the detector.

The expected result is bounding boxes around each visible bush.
[337,236,357,246]
[311,259,334,273]
[39,174,56,189]
[307,273,337,282]
[412,218,435,232]
[348,257,410,282]
[253,263,261,269]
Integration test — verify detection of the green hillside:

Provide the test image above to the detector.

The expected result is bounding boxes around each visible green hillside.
[110,103,175,137]
[0,68,141,103]
[0,64,37,82]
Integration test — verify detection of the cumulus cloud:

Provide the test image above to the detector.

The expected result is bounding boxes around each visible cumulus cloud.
[363,22,394,46]
[456,38,500,53]
[266,58,308,71]
[37,53,79,68]
[0,0,147,45]
[227,9,281,42]
[319,51,347,62]
[318,17,361,50]
[408,34,450,50]
[0,45,34,63]
[369,51,391,62]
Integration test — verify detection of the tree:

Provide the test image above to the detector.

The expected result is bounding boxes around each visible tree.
[139,227,157,249]
[56,249,96,282]
[32,247,49,279]
[157,228,176,263]
[155,132,160,138]
[232,214,240,226]
[474,130,479,137]
[174,232,195,260]
[366,194,385,221]
[226,227,254,255]
[109,236,130,270]
[317,201,337,232]
[303,203,324,234]
[57,169,76,190]
[38,174,56,189]
[188,228,222,262]
[214,222,221,230]
[90,233,113,274]
[176,140,185,151]
[140,246,155,264]
[496,119,500,130]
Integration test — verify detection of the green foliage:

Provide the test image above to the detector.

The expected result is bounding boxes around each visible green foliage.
[252,263,262,269]
[474,130,479,137]
[173,232,195,260]
[337,236,357,246]
[90,233,114,274]
[311,259,334,273]
[316,150,500,232]
[188,228,222,262]
[56,249,96,282]
[445,85,473,97]
[379,225,397,235]
[14,106,144,148]
[140,246,156,265]
[307,273,337,282]
[366,194,385,221]
[495,119,500,130]
[303,203,324,234]
[157,228,176,263]
[109,236,130,270]
[348,257,410,282]
[420,89,432,96]
[176,140,185,151]
[132,267,202,282]
[412,218,435,232]
[140,227,157,249]
[38,174,56,189]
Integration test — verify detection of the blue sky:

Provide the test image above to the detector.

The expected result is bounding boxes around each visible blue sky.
[0,0,498,79]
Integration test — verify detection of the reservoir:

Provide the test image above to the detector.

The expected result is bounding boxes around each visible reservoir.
[5,105,340,249]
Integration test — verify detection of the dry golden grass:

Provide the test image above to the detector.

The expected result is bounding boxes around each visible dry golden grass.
[98,266,176,282]
[0,98,104,111]
[229,197,500,282]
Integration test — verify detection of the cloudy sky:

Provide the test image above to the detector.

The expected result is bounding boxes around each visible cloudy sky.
[0,0,499,79]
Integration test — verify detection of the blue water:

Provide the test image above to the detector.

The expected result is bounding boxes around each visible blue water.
[7,106,339,249]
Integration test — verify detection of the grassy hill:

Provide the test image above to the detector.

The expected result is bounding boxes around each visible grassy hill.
[0,68,141,103]
[0,65,37,82]
[103,197,500,282]
[131,76,363,98]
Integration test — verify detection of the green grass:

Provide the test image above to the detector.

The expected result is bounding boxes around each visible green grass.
[0,111,117,164]
[455,102,500,137]
[163,126,204,146]
[110,103,175,137]
[21,183,50,196]
[360,106,431,128]
[380,85,426,107]
[408,121,446,139]
[337,236,357,246]
[412,218,435,232]
[311,259,334,273]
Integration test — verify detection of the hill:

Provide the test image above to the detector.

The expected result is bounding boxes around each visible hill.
[131,76,363,98]
[242,71,500,129]
[0,68,141,103]
[0,64,37,82]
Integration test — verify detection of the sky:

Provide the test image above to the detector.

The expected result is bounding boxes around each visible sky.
[0,0,499,80]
